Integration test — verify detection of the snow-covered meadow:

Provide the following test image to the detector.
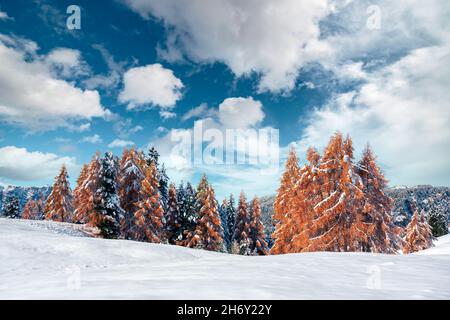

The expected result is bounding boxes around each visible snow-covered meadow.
[0,218,449,299]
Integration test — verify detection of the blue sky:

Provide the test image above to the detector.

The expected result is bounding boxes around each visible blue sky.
[0,0,449,199]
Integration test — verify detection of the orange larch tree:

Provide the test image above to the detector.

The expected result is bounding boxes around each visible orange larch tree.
[72,164,89,223]
[133,162,165,243]
[117,148,146,239]
[403,209,433,254]
[248,197,269,255]
[22,198,44,220]
[306,133,364,252]
[44,165,74,222]
[355,146,403,253]
[271,147,300,254]
[187,175,224,252]
[73,153,101,225]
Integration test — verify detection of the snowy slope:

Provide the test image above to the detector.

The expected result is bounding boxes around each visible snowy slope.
[0,218,449,299]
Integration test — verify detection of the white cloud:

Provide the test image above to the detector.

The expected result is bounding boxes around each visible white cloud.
[122,0,332,93]
[46,48,89,78]
[218,97,264,129]
[0,10,13,21]
[182,103,216,121]
[0,146,77,181]
[299,44,450,186]
[118,63,184,110]
[0,35,109,131]
[108,139,135,148]
[81,134,103,144]
[159,110,177,120]
[112,118,143,138]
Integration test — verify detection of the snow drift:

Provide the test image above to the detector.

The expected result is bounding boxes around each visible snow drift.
[0,218,449,299]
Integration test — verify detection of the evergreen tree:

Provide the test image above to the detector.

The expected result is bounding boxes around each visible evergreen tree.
[44,165,73,222]
[271,147,300,254]
[187,175,224,251]
[233,191,252,255]
[225,194,236,251]
[73,153,101,224]
[249,197,269,255]
[354,146,403,253]
[219,198,231,251]
[2,196,20,218]
[117,148,145,239]
[165,183,181,244]
[403,209,433,253]
[427,207,448,237]
[146,146,160,168]
[177,182,198,245]
[158,164,169,210]
[92,152,123,239]
[133,162,165,243]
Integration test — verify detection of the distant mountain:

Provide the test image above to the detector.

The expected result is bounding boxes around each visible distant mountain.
[259,185,450,239]
[0,185,51,216]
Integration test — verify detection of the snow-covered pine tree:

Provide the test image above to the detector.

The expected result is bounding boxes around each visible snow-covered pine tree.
[92,152,123,239]
[146,146,170,211]
[2,196,20,218]
[224,194,236,252]
[427,207,448,237]
[73,153,102,225]
[187,175,224,251]
[355,146,403,253]
[249,197,269,255]
[165,183,181,244]
[219,198,231,251]
[403,209,433,253]
[176,182,198,246]
[133,162,165,243]
[271,147,300,254]
[158,164,169,211]
[233,191,252,255]
[22,198,43,220]
[307,134,365,252]
[44,165,74,222]
[117,148,145,239]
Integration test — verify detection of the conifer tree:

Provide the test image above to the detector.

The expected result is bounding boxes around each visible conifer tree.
[233,191,252,255]
[355,146,403,253]
[403,209,433,253]
[307,134,365,252]
[133,162,165,243]
[165,183,181,244]
[117,148,145,239]
[2,196,20,218]
[177,182,198,245]
[158,164,169,210]
[427,207,448,237]
[73,154,101,224]
[44,165,74,222]
[219,198,231,251]
[92,152,123,239]
[249,197,269,255]
[72,164,89,222]
[22,198,44,220]
[187,175,224,251]
[271,147,300,254]
[225,194,236,251]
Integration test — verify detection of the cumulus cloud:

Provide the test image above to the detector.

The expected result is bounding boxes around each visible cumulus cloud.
[122,0,332,93]
[118,63,184,111]
[0,146,77,181]
[46,48,89,78]
[81,134,103,144]
[218,97,264,129]
[108,139,135,148]
[0,10,13,21]
[0,35,109,131]
[299,44,450,186]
